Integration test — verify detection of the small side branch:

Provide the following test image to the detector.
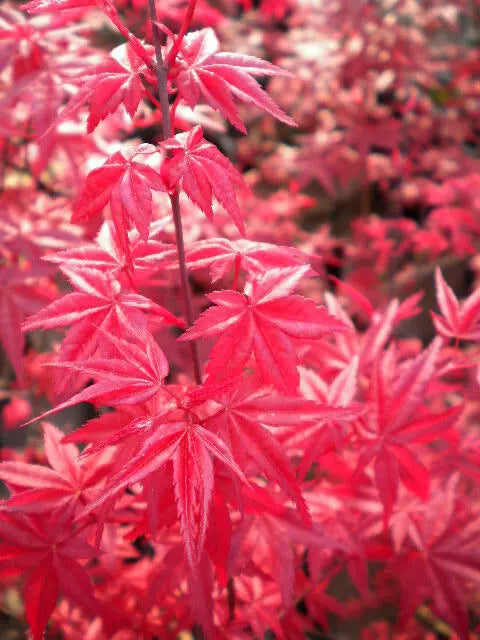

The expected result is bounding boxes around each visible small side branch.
[167,0,198,67]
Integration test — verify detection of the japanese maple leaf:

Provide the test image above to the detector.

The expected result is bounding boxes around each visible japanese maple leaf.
[311,506,390,601]
[43,42,152,134]
[234,486,339,607]
[32,119,101,179]
[228,576,287,640]
[27,329,170,424]
[80,417,247,568]
[72,145,166,264]
[0,8,95,137]
[161,126,247,233]
[46,221,176,282]
[167,28,296,133]
[0,508,98,640]
[320,294,406,374]
[0,191,84,268]
[356,339,462,524]
[1,67,63,138]
[431,267,480,342]
[181,266,348,392]
[0,423,108,514]
[397,479,480,639]
[203,373,353,522]
[428,207,480,257]
[22,266,181,395]
[185,236,311,284]
[290,358,362,480]
[345,114,402,165]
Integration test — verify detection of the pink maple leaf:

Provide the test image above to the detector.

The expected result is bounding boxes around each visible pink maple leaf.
[168,28,296,133]
[161,126,248,233]
[0,422,108,515]
[432,267,480,342]
[22,266,181,395]
[0,508,98,640]
[181,265,348,392]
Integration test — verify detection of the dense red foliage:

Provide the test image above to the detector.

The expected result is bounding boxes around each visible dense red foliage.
[1,1,480,639]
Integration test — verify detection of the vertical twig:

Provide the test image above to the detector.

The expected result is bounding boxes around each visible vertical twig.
[148,0,202,385]
[227,576,236,622]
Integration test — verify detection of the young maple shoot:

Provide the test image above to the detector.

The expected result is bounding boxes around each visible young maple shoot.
[0,1,479,640]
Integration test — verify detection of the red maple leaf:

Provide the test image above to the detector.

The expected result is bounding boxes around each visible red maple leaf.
[161,126,248,233]
[185,236,310,284]
[0,266,56,385]
[80,414,247,569]
[168,28,296,133]
[181,266,348,392]
[355,339,462,524]
[203,373,351,522]
[0,508,98,640]
[396,477,480,639]
[27,329,170,424]
[72,145,166,264]
[432,267,480,342]
[0,422,108,515]
[42,41,153,134]
[287,358,362,480]
[22,266,181,395]
[46,221,176,284]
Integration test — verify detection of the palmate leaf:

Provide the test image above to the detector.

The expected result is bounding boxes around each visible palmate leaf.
[46,221,176,280]
[0,267,56,385]
[181,266,348,392]
[161,126,247,234]
[185,236,311,283]
[356,338,462,524]
[235,486,342,608]
[203,373,355,523]
[0,508,98,640]
[22,267,181,395]
[40,42,152,134]
[289,358,362,480]
[0,423,108,515]
[72,145,166,266]
[168,28,296,133]
[432,267,480,341]
[79,418,247,569]
[396,478,480,640]
[25,330,169,425]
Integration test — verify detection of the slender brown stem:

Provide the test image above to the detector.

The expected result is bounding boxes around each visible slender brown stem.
[227,576,236,622]
[148,0,202,385]
[170,93,182,130]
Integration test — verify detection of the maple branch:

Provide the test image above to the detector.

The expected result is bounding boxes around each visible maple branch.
[192,623,205,640]
[170,93,182,130]
[167,0,198,68]
[148,0,202,386]
[227,576,236,622]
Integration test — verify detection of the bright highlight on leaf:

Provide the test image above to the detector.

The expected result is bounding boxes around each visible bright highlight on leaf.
[168,28,297,133]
